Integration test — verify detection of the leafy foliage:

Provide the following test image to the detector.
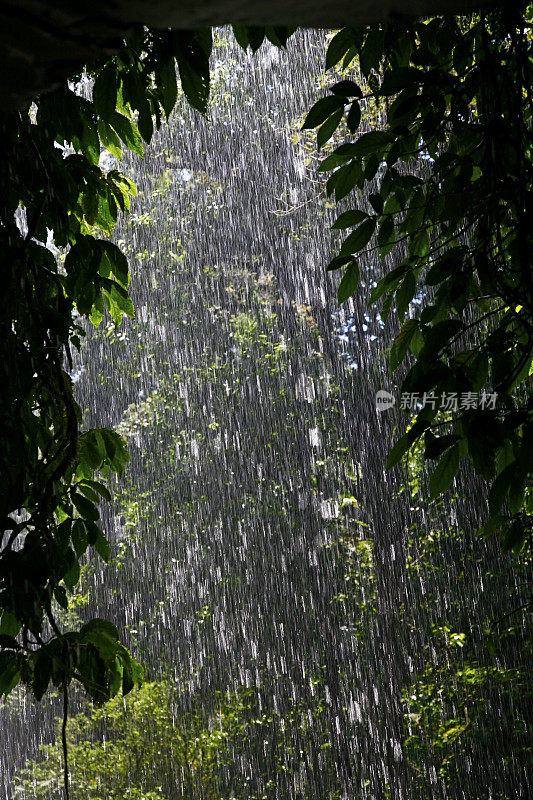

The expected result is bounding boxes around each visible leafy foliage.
[232,25,296,53]
[5,25,531,797]
[0,16,295,711]
[304,6,533,551]
[336,422,532,798]
[0,27,217,704]
[14,678,335,800]
[13,681,248,799]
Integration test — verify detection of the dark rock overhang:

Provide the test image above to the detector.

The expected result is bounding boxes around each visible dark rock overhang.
[0,0,494,109]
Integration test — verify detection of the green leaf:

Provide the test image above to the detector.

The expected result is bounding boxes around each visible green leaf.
[104,281,135,319]
[386,433,412,469]
[79,117,100,164]
[478,514,507,538]
[359,27,385,77]
[71,492,99,522]
[386,419,430,469]
[390,319,419,372]
[94,529,111,562]
[346,101,361,134]
[99,428,129,474]
[326,254,356,272]
[428,444,460,498]
[0,611,20,637]
[369,193,383,215]
[0,651,20,697]
[317,152,352,171]
[32,652,52,701]
[175,30,212,115]
[121,651,135,695]
[466,417,498,479]
[122,67,151,126]
[316,108,344,149]
[81,190,98,226]
[331,80,362,97]
[380,66,423,96]
[80,618,120,660]
[63,558,80,590]
[351,130,391,158]
[342,46,358,70]
[337,261,360,303]
[246,27,266,53]
[106,173,134,215]
[159,58,178,118]
[326,29,357,70]
[53,585,69,610]
[76,645,107,701]
[302,96,346,130]
[425,433,462,460]
[109,111,143,157]
[519,423,533,472]
[93,63,118,119]
[422,319,463,357]
[72,519,89,558]
[55,519,72,553]
[389,87,421,124]
[137,105,154,144]
[364,152,380,182]
[332,209,369,229]
[232,25,265,52]
[508,469,525,515]
[80,479,111,502]
[83,520,100,547]
[466,351,489,391]
[340,218,376,254]
[131,656,144,685]
[333,161,363,202]
[409,228,430,258]
[265,27,294,48]
[501,519,526,553]
[381,290,394,322]
[369,262,410,304]
[97,119,122,159]
[95,193,116,234]
[396,271,416,320]
[78,430,104,470]
[488,465,514,515]
[100,242,130,289]
[109,655,123,697]
[80,618,118,641]
[232,25,250,50]
[114,172,137,197]
[384,193,402,214]
[378,215,395,254]
[70,492,100,522]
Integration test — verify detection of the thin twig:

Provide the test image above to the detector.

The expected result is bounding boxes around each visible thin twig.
[62,676,70,800]
[268,199,314,216]
[493,600,532,627]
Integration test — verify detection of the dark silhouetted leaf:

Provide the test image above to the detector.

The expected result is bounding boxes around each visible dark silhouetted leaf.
[340,218,376,254]
[337,261,360,303]
[302,96,346,129]
[429,444,460,497]
[390,319,419,372]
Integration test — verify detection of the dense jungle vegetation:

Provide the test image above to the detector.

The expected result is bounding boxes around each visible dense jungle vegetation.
[0,3,531,799]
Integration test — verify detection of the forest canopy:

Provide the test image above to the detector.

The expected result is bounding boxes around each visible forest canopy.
[0,0,531,772]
